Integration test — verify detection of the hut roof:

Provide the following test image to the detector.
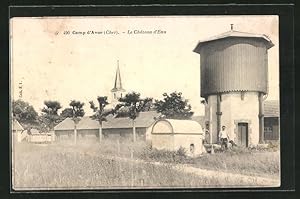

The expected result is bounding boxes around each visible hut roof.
[193,30,274,52]
[264,100,279,117]
[103,111,160,129]
[153,119,203,134]
[12,120,24,131]
[77,117,100,130]
[54,111,160,131]
[54,118,76,131]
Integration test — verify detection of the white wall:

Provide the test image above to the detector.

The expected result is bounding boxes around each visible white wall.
[173,134,203,156]
[111,90,126,107]
[206,92,260,146]
[151,134,174,150]
[150,120,204,155]
[13,130,28,142]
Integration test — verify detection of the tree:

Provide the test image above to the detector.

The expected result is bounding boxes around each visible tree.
[200,99,207,105]
[115,92,153,142]
[69,100,85,144]
[60,108,74,119]
[12,99,38,126]
[41,100,62,132]
[89,96,113,143]
[154,91,194,119]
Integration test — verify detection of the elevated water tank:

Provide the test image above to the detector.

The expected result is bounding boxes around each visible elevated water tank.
[193,28,274,146]
[193,30,274,98]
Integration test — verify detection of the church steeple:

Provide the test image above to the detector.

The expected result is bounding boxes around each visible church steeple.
[111,60,125,92]
[111,60,126,107]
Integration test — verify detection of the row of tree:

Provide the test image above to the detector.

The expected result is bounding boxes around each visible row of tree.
[12,91,194,142]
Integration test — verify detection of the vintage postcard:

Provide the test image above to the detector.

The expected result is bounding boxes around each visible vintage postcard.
[10,15,280,190]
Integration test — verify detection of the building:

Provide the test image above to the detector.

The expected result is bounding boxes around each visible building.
[151,119,204,156]
[111,60,126,108]
[193,27,274,147]
[54,61,161,141]
[12,119,26,143]
[54,111,160,141]
[264,100,280,141]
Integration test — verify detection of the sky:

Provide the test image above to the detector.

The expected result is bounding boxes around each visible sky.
[10,16,279,116]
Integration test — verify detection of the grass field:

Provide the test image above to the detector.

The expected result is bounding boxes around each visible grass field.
[140,145,280,179]
[12,139,280,189]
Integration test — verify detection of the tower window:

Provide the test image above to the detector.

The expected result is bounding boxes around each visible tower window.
[114,93,116,99]
[121,93,122,98]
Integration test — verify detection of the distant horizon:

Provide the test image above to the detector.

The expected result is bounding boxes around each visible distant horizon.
[11,16,279,116]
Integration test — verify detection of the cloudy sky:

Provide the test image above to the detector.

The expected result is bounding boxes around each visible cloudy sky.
[10,15,279,116]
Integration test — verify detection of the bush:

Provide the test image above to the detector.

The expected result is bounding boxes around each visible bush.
[176,146,187,157]
[267,141,280,151]
[139,146,191,164]
[248,143,279,152]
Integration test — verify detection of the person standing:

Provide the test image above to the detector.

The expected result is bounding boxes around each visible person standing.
[219,126,229,150]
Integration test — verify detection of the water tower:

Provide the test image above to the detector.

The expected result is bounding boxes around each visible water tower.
[193,26,274,146]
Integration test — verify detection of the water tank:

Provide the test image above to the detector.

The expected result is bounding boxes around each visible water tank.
[193,30,274,98]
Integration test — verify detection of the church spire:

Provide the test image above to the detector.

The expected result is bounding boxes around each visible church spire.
[111,60,125,92]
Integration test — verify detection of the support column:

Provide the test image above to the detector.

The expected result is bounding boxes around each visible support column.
[99,125,102,143]
[74,125,77,144]
[209,102,214,153]
[216,94,222,141]
[258,93,265,144]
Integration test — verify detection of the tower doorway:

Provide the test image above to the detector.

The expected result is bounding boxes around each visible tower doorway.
[237,123,248,147]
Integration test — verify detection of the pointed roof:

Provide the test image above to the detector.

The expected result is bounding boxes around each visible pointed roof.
[193,30,274,53]
[111,60,125,92]
[12,119,24,131]
[54,118,76,131]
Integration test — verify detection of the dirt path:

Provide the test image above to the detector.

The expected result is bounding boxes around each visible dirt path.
[170,163,279,187]
[83,152,280,188]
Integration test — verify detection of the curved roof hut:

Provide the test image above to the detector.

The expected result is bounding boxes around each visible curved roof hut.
[151,119,204,156]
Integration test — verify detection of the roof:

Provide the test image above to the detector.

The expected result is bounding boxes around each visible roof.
[153,119,203,134]
[193,30,274,52]
[54,111,160,131]
[103,111,160,129]
[264,100,279,117]
[12,120,24,131]
[111,61,125,92]
[77,117,100,129]
[54,118,76,131]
